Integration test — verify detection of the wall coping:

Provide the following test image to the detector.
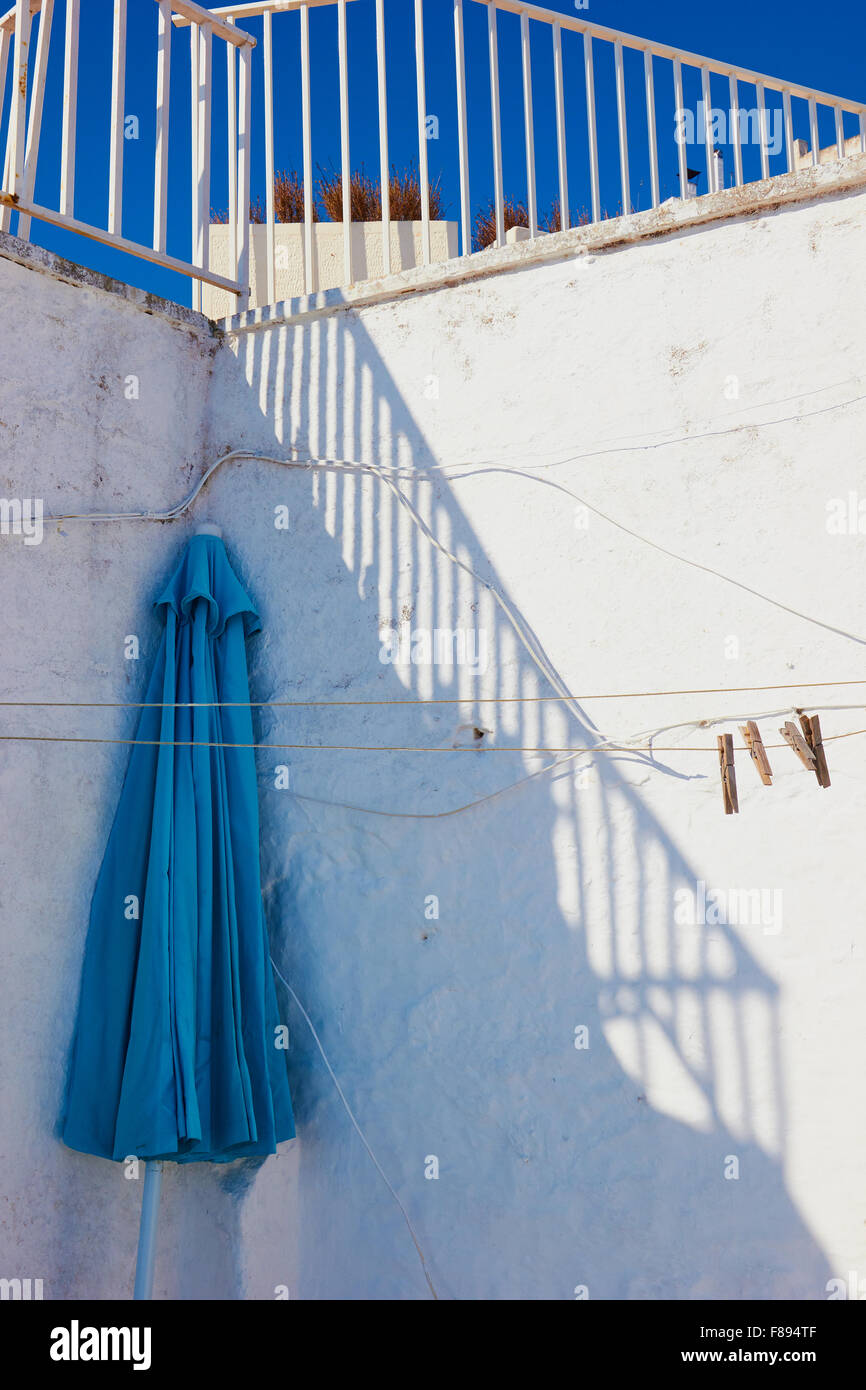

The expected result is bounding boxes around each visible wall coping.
[2,152,865,340]
[222,152,866,337]
[0,228,220,337]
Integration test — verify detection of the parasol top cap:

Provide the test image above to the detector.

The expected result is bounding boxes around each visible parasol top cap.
[195,522,223,538]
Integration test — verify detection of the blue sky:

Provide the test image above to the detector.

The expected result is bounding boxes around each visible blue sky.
[4,0,865,306]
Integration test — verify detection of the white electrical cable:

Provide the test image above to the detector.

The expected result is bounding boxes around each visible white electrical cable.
[44,427,866,654]
[32,397,866,811]
[268,958,439,1299]
[450,372,864,471]
[44,450,594,740]
[44,372,866,523]
[440,383,866,478]
[447,462,866,649]
[41,446,866,772]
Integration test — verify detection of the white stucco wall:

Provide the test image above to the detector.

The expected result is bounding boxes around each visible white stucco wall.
[2,161,866,1300]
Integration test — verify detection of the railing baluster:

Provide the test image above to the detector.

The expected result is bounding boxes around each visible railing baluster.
[520,12,537,236]
[730,75,743,186]
[673,58,689,198]
[0,29,9,221]
[108,0,127,236]
[0,28,9,157]
[1,12,17,230]
[153,0,172,253]
[337,0,352,284]
[18,0,54,242]
[644,51,659,209]
[488,3,504,246]
[756,82,769,179]
[226,16,237,283]
[263,8,275,304]
[190,22,200,307]
[808,97,819,166]
[60,0,81,218]
[552,22,568,232]
[375,0,390,275]
[414,0,431,266]
[614,39,629,213]
[300,1,314,292]
[834,107,845,160]
[584,33,599,223]
[701,67,714,191]
[197,24,212,302]
[1,101,12,235]
[783,91,794,172]
[237,37,252,311]
[453,0,470,257]
[0,28,9,117]
[2,0,32,234]
[860,112,866,155]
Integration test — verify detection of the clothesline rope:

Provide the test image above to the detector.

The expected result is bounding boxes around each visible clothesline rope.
[1,726,864,754]
[19,394,866,812]
[2,678,866,707]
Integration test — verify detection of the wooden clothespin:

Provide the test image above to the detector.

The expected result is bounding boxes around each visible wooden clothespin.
[779,720,817,772]
[799,712,831,788]
[717,733,739,814]
[739,720,773,786]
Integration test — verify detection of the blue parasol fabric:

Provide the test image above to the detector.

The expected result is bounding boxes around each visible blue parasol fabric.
[61,534,295,1163]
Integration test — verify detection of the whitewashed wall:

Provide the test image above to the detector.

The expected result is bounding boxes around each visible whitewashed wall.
[2,167,866,1300]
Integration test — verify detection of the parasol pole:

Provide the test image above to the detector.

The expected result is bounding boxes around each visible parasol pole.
[133,1160,164,1299]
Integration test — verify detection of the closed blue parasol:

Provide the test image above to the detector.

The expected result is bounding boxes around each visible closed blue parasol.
[61,529,294,1291]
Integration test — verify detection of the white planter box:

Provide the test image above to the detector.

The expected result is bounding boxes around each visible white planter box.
[792,134,863,172]
[204,220,459,320]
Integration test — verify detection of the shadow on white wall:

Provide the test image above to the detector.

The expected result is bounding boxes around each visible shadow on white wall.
[177,301,832,1300]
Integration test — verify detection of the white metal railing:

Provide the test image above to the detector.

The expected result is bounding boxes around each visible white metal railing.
[471,0,866,235]
[1,0,864,313]
[0,0,255,306]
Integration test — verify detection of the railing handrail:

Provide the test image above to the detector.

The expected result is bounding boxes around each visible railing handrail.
[0,0,258,45]
[172,0,360,26]
[168,0,866,116]
[0,1,39,35]
[472,0,866,116]
[169,0,256,45]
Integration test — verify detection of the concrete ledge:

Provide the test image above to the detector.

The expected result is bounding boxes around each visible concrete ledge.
[4,150,865,342]
[0,228,219,337]
[222,152,866,337]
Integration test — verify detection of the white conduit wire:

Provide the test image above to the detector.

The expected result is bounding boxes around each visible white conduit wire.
[29,435,866,812]
[43,449,611,741]
[42,443,866,720]
[447,462,866,649]
[271,709,866,820]
[439,381,866,477]
[45,415,866,654]
[268,958,439,1300]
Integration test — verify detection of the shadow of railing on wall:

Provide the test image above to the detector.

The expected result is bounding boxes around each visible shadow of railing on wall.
[182,299,833,1299]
